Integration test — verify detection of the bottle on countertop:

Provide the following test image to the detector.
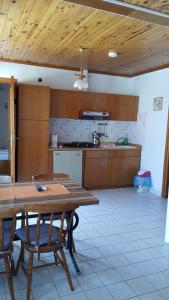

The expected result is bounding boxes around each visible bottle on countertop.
[123,136,128,145]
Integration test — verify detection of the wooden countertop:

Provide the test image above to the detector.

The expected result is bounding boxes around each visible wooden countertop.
[49,144,141,151]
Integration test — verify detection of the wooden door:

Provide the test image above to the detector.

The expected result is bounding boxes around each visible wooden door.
[8,76,16,182]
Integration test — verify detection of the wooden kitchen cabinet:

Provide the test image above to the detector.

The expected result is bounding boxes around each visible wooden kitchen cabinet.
[50,89,80,119]
[108,95,139,121]
[83,149,141,189]
[17,84,50,181]
[18,84,50,120]
[83,156,112,188]
[50,89,138,121]
[17,120,49,181]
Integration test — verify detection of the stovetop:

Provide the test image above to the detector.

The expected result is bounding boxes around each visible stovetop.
[62,142,95,148]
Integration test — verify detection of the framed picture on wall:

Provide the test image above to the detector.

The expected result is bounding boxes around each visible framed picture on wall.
[153,97,163,111]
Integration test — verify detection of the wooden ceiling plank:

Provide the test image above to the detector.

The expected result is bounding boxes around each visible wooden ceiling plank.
[122,0,169,15]
[64,0,169,27]
[1,0,169,76]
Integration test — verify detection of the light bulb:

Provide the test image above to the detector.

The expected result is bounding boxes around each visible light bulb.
[73,78,88,90]
[108,50,119,58]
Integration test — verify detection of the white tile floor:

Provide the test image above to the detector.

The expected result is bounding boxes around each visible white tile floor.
[1,188,169,300]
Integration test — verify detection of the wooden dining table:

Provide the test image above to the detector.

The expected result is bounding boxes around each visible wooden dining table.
[0,178,99,274]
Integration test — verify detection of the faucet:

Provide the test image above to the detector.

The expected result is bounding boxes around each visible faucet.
[116,136,128,145]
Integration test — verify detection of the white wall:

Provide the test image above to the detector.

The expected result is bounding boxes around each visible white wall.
[131,69,169,195]
[0,62,133,95]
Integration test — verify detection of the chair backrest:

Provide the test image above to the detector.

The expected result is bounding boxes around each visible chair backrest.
[0,208,21,252]
[32,173,69,182]
[23,203,78,248]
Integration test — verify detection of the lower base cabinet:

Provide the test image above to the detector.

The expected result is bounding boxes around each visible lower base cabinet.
[83,150,141,189]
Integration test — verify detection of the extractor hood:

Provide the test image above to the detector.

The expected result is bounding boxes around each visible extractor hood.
[79,111,110,120]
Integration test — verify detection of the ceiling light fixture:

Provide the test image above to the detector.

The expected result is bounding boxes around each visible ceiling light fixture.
[108,50,119,58]
[73,48,88,90]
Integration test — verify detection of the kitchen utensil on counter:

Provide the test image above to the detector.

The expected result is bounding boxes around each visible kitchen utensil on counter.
[92,131,100,146]
[51,134,58,148]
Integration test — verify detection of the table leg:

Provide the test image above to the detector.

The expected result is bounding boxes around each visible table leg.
[67,213,81,275]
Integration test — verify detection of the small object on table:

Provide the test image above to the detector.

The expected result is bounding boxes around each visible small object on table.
[35,184,48,192]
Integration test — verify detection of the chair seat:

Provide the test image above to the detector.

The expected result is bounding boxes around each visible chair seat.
[16,224,60,248]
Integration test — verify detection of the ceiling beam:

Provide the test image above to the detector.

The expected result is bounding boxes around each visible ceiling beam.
[64,0,169,27]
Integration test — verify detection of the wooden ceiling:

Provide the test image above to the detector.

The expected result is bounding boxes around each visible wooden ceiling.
[121,0,169,14]
[0,0,169,77]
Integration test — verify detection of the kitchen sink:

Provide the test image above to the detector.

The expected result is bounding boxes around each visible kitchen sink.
[115,145,137,149]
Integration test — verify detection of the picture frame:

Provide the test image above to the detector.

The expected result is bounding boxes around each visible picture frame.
[153,97,163,111]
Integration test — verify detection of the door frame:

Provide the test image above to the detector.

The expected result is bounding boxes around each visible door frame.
[0,76,17,181]
[0,77,17,84]
[162,109,169,198]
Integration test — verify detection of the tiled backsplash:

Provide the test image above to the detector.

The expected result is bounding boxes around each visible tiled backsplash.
[50,113,147,145]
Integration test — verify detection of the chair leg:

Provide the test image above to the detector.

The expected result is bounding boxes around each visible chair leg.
[53,251,58,266]
[26,252,33,300]
[10,254,15,275]
[60,248,74,291]
[15,241,24,275]
[4,254,15,300]
[37,252,40,260]
[72,238,76,253]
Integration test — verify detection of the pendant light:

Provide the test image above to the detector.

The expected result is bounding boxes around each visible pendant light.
[73,48,88,90]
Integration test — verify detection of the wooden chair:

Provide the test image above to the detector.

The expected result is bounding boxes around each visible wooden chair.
[0,208,20,300]
[15,203,79,300]
[32,173,77,254]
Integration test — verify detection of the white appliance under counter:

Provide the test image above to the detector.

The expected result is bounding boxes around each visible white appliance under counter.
[53,150,82,186]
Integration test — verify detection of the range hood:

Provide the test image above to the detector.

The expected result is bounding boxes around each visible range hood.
[79,111,110,120]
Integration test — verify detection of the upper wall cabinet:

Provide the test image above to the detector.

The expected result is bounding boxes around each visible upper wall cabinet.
[18,84,50,120]
[50,89,139,121]
[107,94,139,121]
[50,89,80,119]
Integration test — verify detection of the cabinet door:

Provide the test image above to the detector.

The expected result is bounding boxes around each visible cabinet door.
[50,89,80,119]
[19,84,50,120]
[108,95,139,121]
[79,92,108,112]
[111,156,140,187]
[83,157,112,189]
[17,120,49,181]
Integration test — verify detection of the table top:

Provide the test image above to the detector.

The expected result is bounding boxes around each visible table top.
[0,179,99,211]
